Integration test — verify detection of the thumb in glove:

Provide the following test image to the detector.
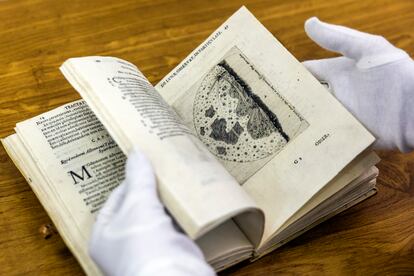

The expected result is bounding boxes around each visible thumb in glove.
[89,149,215,276]
[302,17,414,152]
[304,17,408,69]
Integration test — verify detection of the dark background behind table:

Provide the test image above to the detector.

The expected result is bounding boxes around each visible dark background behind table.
[0,0,413,275]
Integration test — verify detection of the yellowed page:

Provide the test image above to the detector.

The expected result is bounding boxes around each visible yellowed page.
[155,6,375,245]
[60,57,264,243]
[196,220,253,271]
[269,151,379,240]
[5,102,258,273]
[2,134,103,276]
[254,180,378,258]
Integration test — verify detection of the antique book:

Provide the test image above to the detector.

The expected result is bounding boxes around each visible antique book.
[2,7,380,275]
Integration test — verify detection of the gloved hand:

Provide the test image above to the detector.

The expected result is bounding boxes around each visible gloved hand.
[303,17,414,152]
[89,149,215,276]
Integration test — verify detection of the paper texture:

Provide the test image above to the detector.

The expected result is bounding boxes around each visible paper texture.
[173,46,309,183]
[155,6,375,245]
[60,57,264,242]
[15,100,125,239]
[9,102,127,274]
[3,101,259,273]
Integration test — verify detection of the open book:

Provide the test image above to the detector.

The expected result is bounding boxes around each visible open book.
[2,7,380,275]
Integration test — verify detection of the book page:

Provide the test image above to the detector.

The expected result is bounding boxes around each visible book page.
[271,151,379,239]
[257,163,379,255]
[5,101,256,273]
[15,101,126,240]
[2,134,102,276]
[155,7,375,245]
[254,178,378,258]
[60,57,264,244]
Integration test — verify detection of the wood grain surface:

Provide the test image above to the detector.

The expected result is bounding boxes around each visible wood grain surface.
[0,0,413,275]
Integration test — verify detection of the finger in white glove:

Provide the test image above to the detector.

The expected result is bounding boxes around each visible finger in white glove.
[89,149,215,276]
[304,17,408,68]
[302,17,414,152]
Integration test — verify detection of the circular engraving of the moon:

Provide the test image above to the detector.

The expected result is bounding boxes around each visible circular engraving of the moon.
[193,63,289,163]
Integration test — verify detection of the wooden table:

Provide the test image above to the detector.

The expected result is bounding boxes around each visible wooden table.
[0,0,413,274]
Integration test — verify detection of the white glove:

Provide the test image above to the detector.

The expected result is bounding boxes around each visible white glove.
[303,17,414,152]
[89,150,215,276]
